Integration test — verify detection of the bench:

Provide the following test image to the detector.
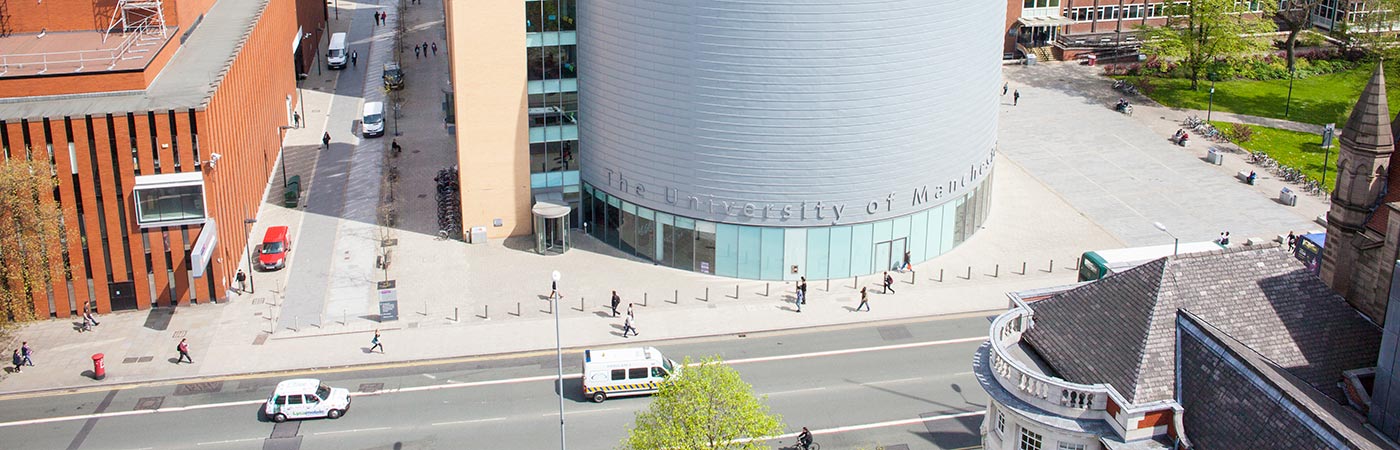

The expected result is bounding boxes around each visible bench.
[1236,170,1250,182]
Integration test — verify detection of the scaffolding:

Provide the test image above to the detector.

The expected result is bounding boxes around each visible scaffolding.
[103,0,169,43]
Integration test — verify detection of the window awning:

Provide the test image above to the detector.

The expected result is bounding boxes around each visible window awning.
[1017,15,1075,27]
[532,192,571,219]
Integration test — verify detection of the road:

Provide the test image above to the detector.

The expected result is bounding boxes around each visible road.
[0,314,992,450]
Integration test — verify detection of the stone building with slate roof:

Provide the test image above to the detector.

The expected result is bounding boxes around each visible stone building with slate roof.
[976,244,1390,450]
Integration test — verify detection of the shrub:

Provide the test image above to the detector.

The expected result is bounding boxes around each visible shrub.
[1226,123,1255,143]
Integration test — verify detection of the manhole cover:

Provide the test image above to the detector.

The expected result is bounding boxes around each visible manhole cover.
[269,421,301,439]
[122,357,139,364]
[137,356,153,363]
[358,383,383,393]
[253,333,269,346]
[877,325,913,341]
[174,381,224,396]
[252,298,264,305]
[134,397,164,410]
[172,331,187,338]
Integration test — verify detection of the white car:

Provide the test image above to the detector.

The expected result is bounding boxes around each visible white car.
[265,378,351,423]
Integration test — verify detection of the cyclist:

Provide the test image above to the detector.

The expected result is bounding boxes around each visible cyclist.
[798,427,813,449]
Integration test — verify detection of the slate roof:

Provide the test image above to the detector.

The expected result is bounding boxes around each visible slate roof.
[1022,244,1381,404]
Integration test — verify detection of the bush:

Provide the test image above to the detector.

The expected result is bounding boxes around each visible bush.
[1226,123,1255,143]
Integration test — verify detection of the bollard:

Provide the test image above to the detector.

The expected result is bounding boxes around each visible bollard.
[343,309,347,326]
[826,279,830,291]
[517,302,521,316]
[994,264,999,278]
[485,304,490,320]
[1021,261,1027,275]
[939,268,945,282]
[910,271,916,285]
[294,316,300,332]
[674,290,679,304]
[454,307,459,322]
[765,283,770,297]
[966,266,972,280]
[644,292,648,307]
[705,287,710,302]
[1050,259,1055,273]
[735,284,740,299]
[424,301,428,317]
[854,276,859,289]
[580,298,585,312]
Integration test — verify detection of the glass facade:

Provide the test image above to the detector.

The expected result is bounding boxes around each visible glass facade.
[581,174,993,280]
[527,0,581,230]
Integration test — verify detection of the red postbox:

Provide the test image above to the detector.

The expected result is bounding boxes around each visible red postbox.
[92,353,105,380]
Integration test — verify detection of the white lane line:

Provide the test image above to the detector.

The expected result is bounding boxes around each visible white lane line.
[563,407,619,416]
[764,387,827,396]
[735,410,987,444]
[312,426,391,436]
[860,377,922,386]
[0,335,983,428]
[431,417,506,426]
[196,437,264,446]
[422,374,437,379]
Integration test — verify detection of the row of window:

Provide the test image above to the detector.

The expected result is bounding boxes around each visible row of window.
[993,409,1089,450]
[1065,1,1262,22]
[582,179,990,280]
[609,367,667,381]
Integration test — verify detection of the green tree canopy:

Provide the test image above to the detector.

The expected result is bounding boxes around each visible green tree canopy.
[1141,0,1277,88]
[0,159,64,323]
[622,356,784,450]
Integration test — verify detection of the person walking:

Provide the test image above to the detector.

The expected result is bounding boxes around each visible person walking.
[610,290,621,317]
[422,41,429,56]
[322,132,331,149]
[549,280,563,300]
[83,306,99,328]
[883,271,895,294]
[626,302,635,320]
[176,338,193,364]
[370,329,384,353]
[350,50,358,67]
[431,42,438,56]
[797,276,807,305]
[292,111,301,128]
[414,45,421,59]
[855,287,870,312]
[11,350,21,373]
[21,342,33,366]
[80,307,94,333]
[235,269,247,293]
[1002,82,1008,96]
[621,313,638,338]
[1287,231,1297,252]
[1013,90,1020,106]
[900,251,911,272]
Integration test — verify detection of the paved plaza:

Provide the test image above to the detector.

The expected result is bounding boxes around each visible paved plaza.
[0,46,1332,393]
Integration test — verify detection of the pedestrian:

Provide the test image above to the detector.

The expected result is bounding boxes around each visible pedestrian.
[370,329,384,353]
[621,313,638,338]
[549,280,563,300]
[80,307,94,333]
[351,50,358,67]
[1013,90,1020,106]
[176,338,193,364]
[236,269,247,293]
[1002,82,1008,96]
[1222,231,1230,246]
[292,111,301,128]
[883,271,895,294]
[797,276,807,306]
[1287,231,1297,252]
[626,302,634,320]
[10,350,20,373]
[21,342,33,366]
[856,287,870,312]
[610,290,621,317]
[83,306,99,328]
[322,131,331,149]
[431,42,438,56]
[900,251,912,272]
[414,45,421,59]
[381,11,387,25]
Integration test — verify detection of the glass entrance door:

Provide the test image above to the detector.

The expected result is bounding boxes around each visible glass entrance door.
[873,238,906,273]
[534,215,570,254]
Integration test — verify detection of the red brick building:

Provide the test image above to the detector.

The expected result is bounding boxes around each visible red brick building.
[0,0,327,316]
[1004,0,1266,61]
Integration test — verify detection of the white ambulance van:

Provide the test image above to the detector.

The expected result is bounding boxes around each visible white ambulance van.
[581,346,679,403]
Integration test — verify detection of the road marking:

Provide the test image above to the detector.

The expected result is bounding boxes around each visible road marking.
[735,410,986,444]
[312,426,391,436]
[422,374,436,379]
[859,377,922,386]
[196,437,264,446]
[0,336,983,428]
[559,407,618,416]
[764,387,827,396]
[431,417,506,426]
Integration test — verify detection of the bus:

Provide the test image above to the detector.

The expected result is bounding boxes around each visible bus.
[1078,241,1226,282]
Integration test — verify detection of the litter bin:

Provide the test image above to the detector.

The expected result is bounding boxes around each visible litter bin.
[1086,54,1098,66]
[1280,187,1297,206]
[1206,149,1223,165]
[92,353,105,380]
[1025,53,1037,66]
[470,226,487,244]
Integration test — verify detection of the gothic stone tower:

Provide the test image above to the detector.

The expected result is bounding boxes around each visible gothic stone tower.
[1323,63,1395,323]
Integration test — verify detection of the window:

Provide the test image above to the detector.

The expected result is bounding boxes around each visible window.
[1020,428,1043,450]
[1070,6,1094,21]
[132,172,206,228]
[1057,443,1086,450]
[287,395,304,405]
[274,395,288,405]
[611,369,626,381]
[628,368,648,379]
[651,366,668,378]
[997,412,1006,435]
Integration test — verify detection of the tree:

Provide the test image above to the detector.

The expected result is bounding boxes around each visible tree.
[1337,0,1400,59]
[0,159,64,323]
[1141,0,1276,88]
[1276,0,1326,70]
[622,356,784,450]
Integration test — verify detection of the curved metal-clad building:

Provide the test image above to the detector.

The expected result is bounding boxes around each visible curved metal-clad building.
[577,0,1004,280]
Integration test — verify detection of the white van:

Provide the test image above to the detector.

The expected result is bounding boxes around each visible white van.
[327,33,348,69]
[361,101,385,137]
[581,346,679,403]
[264,379,351,422]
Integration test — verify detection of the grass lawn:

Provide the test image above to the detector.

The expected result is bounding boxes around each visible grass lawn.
[1215,121,1336,184]
[1137,61,1400,126]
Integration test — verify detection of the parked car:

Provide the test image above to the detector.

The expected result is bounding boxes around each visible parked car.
[258,226,292,271]
[265,379,351,423]
[383,62,404,90]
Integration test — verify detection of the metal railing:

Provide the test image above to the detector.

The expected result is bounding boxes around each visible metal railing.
[0,30,150,76]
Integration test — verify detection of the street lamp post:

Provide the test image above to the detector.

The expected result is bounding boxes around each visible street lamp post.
[243,218,258,294]
[1285,67,1296,118]
[552,270,566,450]
[1153,222,1179,256]
[1207,81,1216,123]
[278,126,294,187]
